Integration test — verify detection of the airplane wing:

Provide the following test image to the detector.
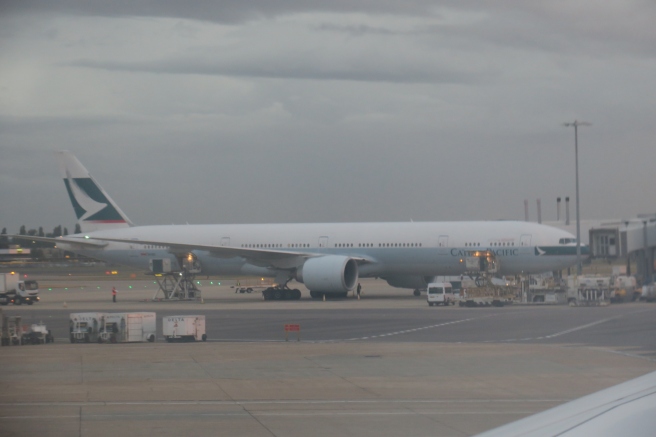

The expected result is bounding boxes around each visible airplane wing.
[475,370,656,437]
[9,234,108,248]
[87,236,373,269]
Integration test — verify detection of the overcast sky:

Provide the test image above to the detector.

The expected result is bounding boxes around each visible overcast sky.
[1,1,655,234]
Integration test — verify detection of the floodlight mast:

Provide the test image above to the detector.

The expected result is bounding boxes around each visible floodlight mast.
[563,120,591,276]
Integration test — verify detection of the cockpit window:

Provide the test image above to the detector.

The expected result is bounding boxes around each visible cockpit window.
[559,238,577,244]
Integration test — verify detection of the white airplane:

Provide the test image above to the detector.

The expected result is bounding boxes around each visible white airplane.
[21,151,587,299]
[476,370,656,436]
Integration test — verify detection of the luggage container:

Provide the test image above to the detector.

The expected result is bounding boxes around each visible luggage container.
[69,312,107,343]
[163,315,206,342]
[101,312,156,343]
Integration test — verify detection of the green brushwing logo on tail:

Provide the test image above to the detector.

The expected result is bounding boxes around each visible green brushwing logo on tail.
[64,177,126,223]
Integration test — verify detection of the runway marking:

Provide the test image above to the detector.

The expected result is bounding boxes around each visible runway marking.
[594,347,656,363]
[488,308,656,343]
[0,410,546,420]
[0,398,567,408]
[332,315,499,343]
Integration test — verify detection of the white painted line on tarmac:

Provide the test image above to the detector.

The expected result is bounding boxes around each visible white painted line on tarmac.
[488,308,656,343]
[334,314,499,343]
[1,398,567,408]
[0,410,545,420]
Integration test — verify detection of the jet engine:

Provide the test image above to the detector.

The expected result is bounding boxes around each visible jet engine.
[296,255,358,293]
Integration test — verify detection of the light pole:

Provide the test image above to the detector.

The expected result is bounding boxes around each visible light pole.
[563,120,591,276]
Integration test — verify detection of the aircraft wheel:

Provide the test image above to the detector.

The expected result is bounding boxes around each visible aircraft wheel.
[413,289,421,297]
[273,289,283,300]
[283,289,292,300]
[293,289,302,300]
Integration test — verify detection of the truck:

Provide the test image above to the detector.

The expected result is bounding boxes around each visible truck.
[69,312,107,343]
[100,312,156,343]
[0,272,39,305]
[427,282,455,306]
[163,315,207,342]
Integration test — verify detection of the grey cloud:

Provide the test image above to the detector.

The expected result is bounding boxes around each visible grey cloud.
[1,1,438,24]
[66,57,477,85]
[0,114,146,134]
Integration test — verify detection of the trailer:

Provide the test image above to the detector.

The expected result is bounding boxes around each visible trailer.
[231,279,275,294]
[163,315,206,342]
[69,312,107,343]
[566,276,611,306]
[100,312,156,343]
[22,322,54,344]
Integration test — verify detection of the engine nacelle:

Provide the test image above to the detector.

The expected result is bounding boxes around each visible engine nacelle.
[296,255,358,293]
[384,275,437,290]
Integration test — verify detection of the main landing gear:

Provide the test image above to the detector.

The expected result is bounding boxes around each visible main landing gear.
[262,286,302,301]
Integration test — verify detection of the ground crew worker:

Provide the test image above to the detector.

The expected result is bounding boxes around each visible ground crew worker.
[112,287,117,303]
[357,283,362,298]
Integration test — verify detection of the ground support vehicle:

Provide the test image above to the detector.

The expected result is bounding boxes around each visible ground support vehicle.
[100,312,156,343]
[163,315,206,342]
[566,276,611,306]
[610,275,638,302]
[522,274,566,304]
[1,313,23,346]
[22,322,54,344]
[427,282,455,306]
[0,272,39,305]
[230,279,274,293]
[641,284,656,302]
[69,312,107,343]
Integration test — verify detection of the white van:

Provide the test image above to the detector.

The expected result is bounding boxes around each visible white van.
[427,282,454,306]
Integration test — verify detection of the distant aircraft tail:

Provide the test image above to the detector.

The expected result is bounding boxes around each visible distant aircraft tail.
[55,151,133,233]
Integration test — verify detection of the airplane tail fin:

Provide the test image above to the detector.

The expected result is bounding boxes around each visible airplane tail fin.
[55,151,133,233]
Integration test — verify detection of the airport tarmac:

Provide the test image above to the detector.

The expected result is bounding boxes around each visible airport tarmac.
[2,276,656,436]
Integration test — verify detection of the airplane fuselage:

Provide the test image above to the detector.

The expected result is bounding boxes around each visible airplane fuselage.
[60,220,583,280]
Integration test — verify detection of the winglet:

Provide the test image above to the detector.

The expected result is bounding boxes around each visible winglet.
[55,151,133,232]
